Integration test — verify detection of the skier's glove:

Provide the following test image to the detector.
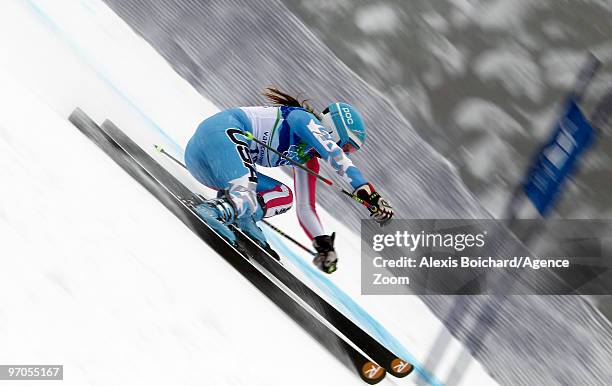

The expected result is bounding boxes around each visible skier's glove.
[353,183,394,225]
[312,233,338,274]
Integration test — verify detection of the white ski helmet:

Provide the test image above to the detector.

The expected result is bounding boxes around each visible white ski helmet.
[320,102,366,154]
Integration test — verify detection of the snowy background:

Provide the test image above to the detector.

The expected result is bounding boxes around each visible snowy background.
[284,0,612,333]
[285,0,612,218]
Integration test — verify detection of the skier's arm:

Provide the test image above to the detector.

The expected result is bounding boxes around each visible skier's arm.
[288,109,394,224]
[293,158,325,239]
[287,110,367,190]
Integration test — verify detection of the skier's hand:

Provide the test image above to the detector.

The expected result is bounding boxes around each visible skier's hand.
[353,184,394,225]
[312,233,338,274]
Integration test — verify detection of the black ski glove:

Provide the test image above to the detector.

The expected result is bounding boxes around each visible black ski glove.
[353,183,394,225]
[312,233,338,274]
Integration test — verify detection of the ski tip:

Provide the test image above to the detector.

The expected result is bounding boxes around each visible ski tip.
[360,361,386,384]
[389,358,414,378]
[154,144,163,153]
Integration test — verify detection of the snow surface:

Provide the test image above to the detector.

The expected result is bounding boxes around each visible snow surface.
[0,1,496,385]
[0,65,345,386]
[354,4,401,35]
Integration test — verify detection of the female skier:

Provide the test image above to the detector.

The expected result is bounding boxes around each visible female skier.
[184,88,393,273]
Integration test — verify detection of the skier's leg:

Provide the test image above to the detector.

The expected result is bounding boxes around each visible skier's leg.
[213,172,293,249]
[185,120,266,246]
[256,173,294,218]
[184,120,255,241]
[184,134,237,242]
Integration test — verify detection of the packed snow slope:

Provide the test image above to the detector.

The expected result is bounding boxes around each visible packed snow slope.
[0,68,360,386]
[0,1,497,386]
[102,1,612,385]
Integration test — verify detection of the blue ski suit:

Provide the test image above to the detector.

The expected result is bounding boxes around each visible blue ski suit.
[184,106,368,238]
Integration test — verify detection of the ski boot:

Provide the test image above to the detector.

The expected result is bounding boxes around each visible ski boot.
[235,205,269,249]
[193,198,237,245]
[232,199,282,261]
[312,232,337,274]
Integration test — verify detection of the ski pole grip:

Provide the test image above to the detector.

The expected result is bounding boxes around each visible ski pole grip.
[342,189,378,213]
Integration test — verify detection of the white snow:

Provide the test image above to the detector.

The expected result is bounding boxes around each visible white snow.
[0,1,498,385]
[474,46,543,101]
[0,66,354,386]
[420,11,450,34]
[476,0,539,30]
[351,42,391,72]
[540,49,587,89]
[461,134,514,179]
[423,35,467,76]
[450,0,541,31]
[453,98,525,136]
[355,4,401,35]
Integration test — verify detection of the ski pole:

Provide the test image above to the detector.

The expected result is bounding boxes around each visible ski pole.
[262,221,316,256]
[154,144,316,255]
[154,144,187,170]
[241,131,334,186]
[240,131,378,214]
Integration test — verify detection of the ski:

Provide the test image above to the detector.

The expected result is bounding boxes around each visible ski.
[69,107,415,379]
[69,108,386,384]
[100,116,414,379]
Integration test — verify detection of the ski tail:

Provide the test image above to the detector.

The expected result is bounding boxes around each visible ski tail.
[389,358,414,378]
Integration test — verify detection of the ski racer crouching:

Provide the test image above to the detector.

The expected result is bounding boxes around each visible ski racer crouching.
[184,87,393,273]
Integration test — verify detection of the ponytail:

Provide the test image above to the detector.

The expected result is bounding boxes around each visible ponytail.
[263,87,320,119]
